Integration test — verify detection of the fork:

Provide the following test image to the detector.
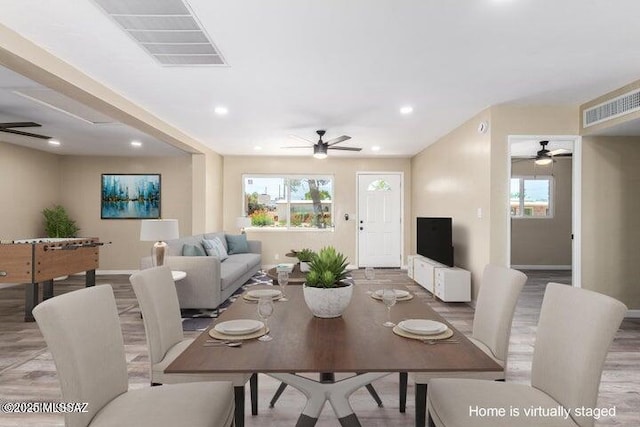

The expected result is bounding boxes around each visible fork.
[422,338,460,345]
[203,341,242,347]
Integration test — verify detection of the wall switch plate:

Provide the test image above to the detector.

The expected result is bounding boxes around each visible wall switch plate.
[477,208,483,219]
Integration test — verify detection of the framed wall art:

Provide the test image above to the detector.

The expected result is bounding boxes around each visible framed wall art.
[101,174,161,219]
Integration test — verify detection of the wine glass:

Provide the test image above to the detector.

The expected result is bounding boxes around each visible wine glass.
[277,271,289,302]
[382,289,397,327]
[364,267,375,294]
[257,296,274,342]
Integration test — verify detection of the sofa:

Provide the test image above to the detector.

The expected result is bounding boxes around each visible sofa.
[141,232,262,310]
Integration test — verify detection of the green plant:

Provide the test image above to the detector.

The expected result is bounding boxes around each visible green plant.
[250,209,274,227]
[305,246,349,288]
[42,205,80,238]
[296,248,317,262]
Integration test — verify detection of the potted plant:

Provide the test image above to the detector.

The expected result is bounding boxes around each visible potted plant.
[296,248,317,272]
[42,205,80,238]
[303,246,353,318]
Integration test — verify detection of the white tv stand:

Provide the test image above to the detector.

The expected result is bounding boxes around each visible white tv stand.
[408,255,470,302]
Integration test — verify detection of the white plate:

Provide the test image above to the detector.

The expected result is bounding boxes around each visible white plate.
[398,319,447,336]
[247,289,282,299]
[374,289,410,298]
[214,319,264,336]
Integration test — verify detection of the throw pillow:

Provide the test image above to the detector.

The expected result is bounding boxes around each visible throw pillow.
[182,243,206,256]
[202,237,229,261]
[226,234,249,255]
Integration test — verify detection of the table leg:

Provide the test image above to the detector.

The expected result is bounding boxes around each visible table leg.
[399,371,408,412]
[43,280,54,301]
[25,282,39,322]
[86,269,96,287]
[268,372,390,427]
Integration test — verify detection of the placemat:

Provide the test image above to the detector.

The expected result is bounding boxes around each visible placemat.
[370,293,414,302]
[392,325,454,341]
[242,293,282,302]
[209,325,269,341]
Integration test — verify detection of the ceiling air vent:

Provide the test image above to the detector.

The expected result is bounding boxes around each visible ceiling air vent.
[583,88,640,128]
[92,0,226,66]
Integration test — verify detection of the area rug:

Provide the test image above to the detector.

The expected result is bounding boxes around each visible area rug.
[181,270,273,331]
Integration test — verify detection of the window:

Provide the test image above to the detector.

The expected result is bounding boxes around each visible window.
[510,176,553,218]
[243,175,334,230]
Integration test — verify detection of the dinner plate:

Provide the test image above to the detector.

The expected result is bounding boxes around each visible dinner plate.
[214,319,264,336]
[373,289,410,298]
[246,289,282,299]
[398,319,447,336]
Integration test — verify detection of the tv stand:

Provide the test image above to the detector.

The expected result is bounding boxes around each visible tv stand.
[408,255,470,302]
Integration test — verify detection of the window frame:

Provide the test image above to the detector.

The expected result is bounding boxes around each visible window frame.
[510,175,555,219]
[242,174,335,231]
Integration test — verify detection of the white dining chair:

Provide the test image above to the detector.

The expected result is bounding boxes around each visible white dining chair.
[426,283,627,427]
[33,284,234,427]
[130,265,258,427]
[409,264,527,427]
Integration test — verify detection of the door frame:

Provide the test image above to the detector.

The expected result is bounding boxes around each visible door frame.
[506,135,582,288]
[355,171,405,268]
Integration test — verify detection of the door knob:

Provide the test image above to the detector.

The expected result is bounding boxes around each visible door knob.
[359,227,363,231]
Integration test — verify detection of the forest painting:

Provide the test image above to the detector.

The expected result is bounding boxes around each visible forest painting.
[101,174,161,219]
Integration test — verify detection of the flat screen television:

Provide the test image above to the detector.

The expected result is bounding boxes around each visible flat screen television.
[416,217,454,267]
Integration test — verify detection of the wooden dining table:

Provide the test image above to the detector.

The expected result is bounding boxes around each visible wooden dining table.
[166,283,501,427]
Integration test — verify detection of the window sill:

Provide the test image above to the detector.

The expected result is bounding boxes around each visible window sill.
[245,227,335,233]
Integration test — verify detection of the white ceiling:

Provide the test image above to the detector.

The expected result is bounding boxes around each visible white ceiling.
[1,0,640,157]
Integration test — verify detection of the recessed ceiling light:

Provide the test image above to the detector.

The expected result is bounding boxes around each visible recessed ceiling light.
[48,139,61,146]
[400,106,413,115]
[254,146,262,151]
[371,146,381,152]
[214,106,229,115]
[131,141,142,147]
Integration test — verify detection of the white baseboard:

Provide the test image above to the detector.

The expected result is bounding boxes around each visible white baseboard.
[626,309,640,318]
[510,265,572,270]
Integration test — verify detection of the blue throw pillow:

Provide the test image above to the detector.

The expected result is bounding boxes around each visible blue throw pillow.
[226,234,249,255]
[182,243,206,256]
[202,237,229,261]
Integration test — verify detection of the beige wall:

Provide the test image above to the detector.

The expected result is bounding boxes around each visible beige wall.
[581,136,640,309]
[0,141,61,239]
[192,151,224,234]
[58,155,193,270]
[490,105,579,267]
[411,110,492,300]
[510,158,572,266]
[223,156,412,267]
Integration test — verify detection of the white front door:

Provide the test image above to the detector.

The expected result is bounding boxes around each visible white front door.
[357,173,402,267]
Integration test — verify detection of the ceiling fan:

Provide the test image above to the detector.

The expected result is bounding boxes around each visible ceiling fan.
[514,140,572,165]
[283,130,361,159]
[0,122,52,140]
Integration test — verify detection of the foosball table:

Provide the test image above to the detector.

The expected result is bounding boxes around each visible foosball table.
[0,238,105,321]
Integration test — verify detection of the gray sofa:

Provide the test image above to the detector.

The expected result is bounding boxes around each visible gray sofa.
[141,232,262,310]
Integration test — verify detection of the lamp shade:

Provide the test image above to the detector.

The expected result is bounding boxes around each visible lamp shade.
[140,219,179,242]
[236,216,252,228]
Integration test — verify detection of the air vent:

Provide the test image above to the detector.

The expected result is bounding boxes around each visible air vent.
[92,0,226,66]
[583,88,640,127]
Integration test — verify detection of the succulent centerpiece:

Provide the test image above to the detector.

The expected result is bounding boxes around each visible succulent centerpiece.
[303,246,353,318]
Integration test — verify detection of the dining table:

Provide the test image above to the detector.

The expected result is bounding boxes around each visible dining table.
[166,283,501,427]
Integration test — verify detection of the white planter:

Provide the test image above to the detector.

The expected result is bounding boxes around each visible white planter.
[299,261,311,272]
[303,282,353,318]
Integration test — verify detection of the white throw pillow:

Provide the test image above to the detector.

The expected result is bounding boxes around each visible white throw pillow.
[202,237,228,261]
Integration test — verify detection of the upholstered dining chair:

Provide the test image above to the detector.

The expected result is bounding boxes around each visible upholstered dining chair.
[130,266,258,427]
[409,264,528,427]
[33,284,234,427]
[426,283,627,427]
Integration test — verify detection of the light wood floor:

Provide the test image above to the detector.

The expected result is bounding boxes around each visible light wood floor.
[0,270,638,426]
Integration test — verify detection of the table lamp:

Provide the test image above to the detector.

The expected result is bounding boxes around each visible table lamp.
[140,219,179,266]
[236,216,252,234]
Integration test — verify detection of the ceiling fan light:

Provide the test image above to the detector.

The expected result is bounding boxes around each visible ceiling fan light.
[535,155,553,166]
[313,144,328,159]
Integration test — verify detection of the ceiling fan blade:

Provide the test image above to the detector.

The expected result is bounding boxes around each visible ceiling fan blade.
[0,122,42,129]
[326,135,351,146]
[288,134,315,145]
[281,146,312,149]
[328,146,362,151]
[0,128,51,139]
[549,148,571,156]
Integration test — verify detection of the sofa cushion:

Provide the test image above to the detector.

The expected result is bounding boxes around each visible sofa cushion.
[220,262,247,291]
[203,232,228,251]
[202,238,228,261]
[226,234,249,254]
[225,253,262,271]
[182,243,206,256]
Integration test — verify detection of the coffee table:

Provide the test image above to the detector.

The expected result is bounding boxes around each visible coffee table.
[266,264,306,284]
[166,285,501,426]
